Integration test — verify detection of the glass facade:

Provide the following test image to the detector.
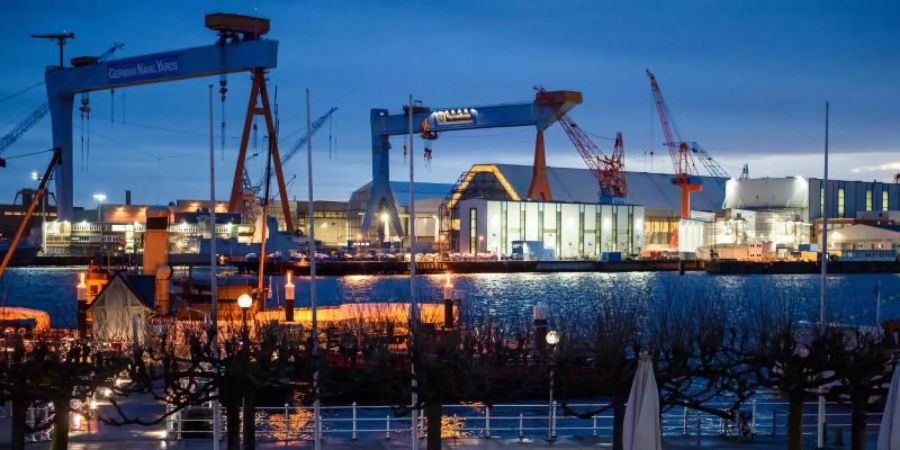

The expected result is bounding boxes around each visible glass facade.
[458,199,644,259]
[884,191,890,211]
[866,189,873,211]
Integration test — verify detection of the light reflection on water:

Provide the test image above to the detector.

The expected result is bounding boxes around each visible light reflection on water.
[2,267,899,329]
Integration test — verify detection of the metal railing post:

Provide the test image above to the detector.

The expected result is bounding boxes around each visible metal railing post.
[719,416,725,435]
[385,415,391,440]
[682,406,688,436]
[817,396,826,449]
[314,403,322,444]
[772,410,776,436]
[551,400,558,439]
[592,415,598,437]
[351,402,358,440]
[419,407,425,439]
[283,403,289,444]
[485,406,491,438]
[518,413,524,441]
[177,408,183,440]
[751,400,757,436]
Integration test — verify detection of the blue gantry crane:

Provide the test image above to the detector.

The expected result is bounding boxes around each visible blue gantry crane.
[362,90,583,236]
[40,13,291,230]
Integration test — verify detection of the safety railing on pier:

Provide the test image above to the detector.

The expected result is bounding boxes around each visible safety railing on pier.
[161,400,884,443]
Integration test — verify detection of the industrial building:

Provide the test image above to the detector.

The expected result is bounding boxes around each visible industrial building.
[441,163,726,258]
[349,181,454,248]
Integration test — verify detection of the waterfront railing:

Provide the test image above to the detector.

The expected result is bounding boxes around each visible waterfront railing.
[158,400,883,443]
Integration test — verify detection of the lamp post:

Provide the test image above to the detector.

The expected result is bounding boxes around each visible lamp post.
[545,330,560,441]
[92,193,106,223]
[284,271,295,322]
[237,293,252,332]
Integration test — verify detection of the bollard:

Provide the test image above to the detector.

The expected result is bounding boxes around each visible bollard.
[386,415,391,440]
[592,415,598,437]
[519,413,524,441]
[485,406,491,438]
[682,406,688,436]
[351,402,358,440]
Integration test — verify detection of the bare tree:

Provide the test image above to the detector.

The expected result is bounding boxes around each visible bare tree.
[0,335,127,450]
[822,327,895,450]
[749,296,836,450]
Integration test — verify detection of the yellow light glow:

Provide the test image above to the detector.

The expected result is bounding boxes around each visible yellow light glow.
[446,164,521,210]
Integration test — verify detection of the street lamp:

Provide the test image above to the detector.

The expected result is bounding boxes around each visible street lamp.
[545,330,560,441]
[237,293,252,330]
[92,193,106,223]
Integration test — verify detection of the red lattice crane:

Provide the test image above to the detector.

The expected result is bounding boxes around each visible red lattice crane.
[536,86,627,202]
[646,69,702,220]
[556,115,627,201]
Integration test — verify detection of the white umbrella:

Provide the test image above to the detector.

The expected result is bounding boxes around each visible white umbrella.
[623,357,661,450]
[877,363,900,450]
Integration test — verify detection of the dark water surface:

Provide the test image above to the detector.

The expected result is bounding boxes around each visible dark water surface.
[3,267,899,329]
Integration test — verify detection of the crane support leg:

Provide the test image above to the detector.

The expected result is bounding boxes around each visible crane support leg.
[228,70,261,215]
[228,68,294,233]
[526,130,552,201]
[48,94,75,220]
[361,129,403,237]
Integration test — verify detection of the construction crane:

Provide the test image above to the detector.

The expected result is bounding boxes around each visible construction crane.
[0,43,123,167]
[554,114,627,201]
[646,69,704,221]
[242,106,338,194]
[0,149,60,280]
[688,142,729,178]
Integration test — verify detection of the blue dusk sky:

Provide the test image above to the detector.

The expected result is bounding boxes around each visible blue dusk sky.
[1,0,898,207]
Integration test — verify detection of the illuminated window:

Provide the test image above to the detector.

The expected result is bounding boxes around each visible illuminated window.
[820,187,825,215]
[884,191,890,211]
[838,188,845,218]
[866,189,873,211]
[469,208,477,254]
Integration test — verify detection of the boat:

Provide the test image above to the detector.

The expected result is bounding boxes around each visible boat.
[0,240,40,266]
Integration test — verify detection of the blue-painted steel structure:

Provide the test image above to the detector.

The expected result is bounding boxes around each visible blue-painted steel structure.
[44,38,278,220]
[363,91,582,236]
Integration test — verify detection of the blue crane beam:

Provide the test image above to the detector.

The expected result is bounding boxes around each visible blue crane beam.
[363,90,581,236]
[44,38,278,220]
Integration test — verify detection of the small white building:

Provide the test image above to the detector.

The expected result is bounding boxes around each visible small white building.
[89,272,157,343]
[457,198,644,259]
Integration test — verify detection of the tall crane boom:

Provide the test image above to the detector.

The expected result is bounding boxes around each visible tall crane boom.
[646,69,704,227]
[556,114,627,201]
[0,43,124,161]
[244,106,337,193]
[0,105,50,157]
[646,69,697,178]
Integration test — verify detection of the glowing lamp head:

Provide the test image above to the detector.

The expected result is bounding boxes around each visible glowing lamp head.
[284,271,295,301]
[237,293,253,309]
[380,212,389,222]
[545,330,560,346]
[93,193,106,203]
[76,272,87,302]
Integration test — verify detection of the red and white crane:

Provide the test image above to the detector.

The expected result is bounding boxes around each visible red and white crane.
[646,69,703,220]
[536,88,627,202]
